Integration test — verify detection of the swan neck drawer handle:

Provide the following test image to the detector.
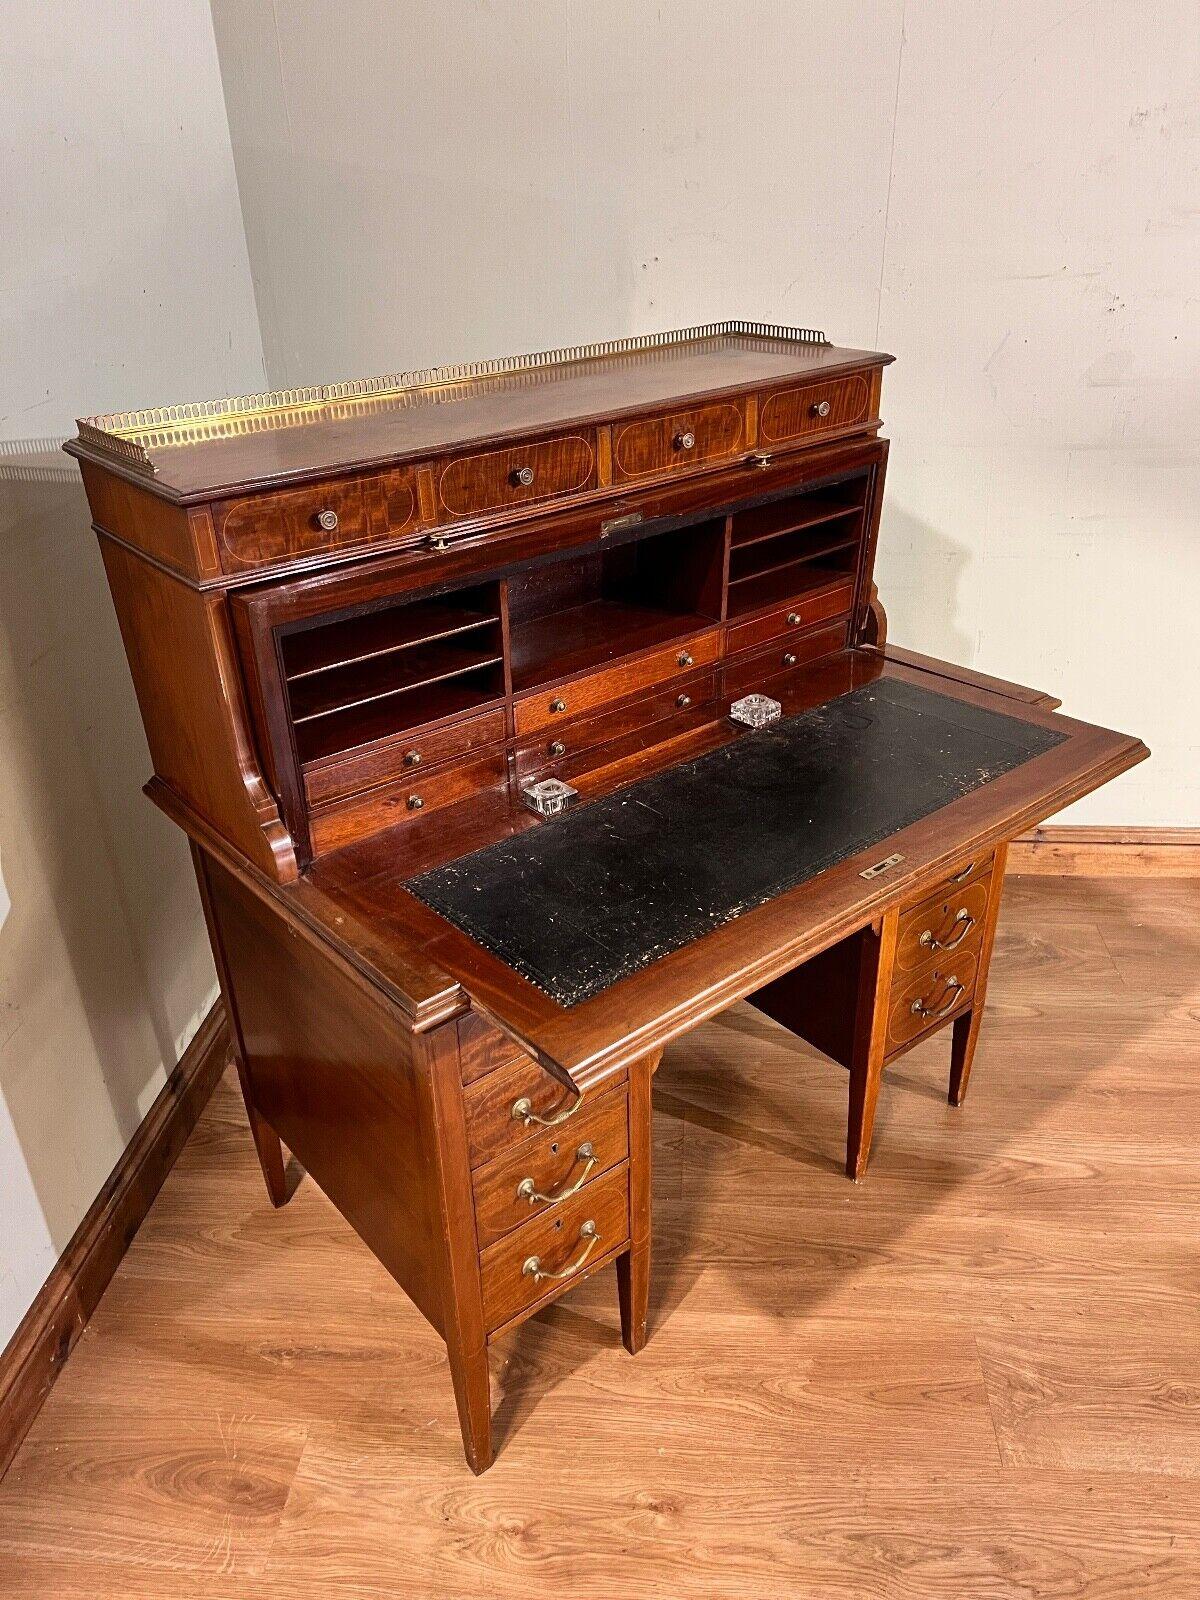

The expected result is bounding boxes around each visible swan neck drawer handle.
[516,1143,597,1206]
[919,909,975,952]
[911,977,965,1019]
[522,1220,601,1283]
[511,1092,583,1129]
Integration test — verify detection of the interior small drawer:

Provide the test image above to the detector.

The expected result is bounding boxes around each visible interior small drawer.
[479,1162,629,1333]
[895,879,990,975]
[472,1084,629,1249]
[513,626,721,737]
[436,433,596,519]
[612,401,744,481]
[722,621,847,699]
[759,373,872,446]
[306,751,505,854]
[887,950,978,1054]
[303,707,506,807]
[725,580,854,656]
[512,667,718,780]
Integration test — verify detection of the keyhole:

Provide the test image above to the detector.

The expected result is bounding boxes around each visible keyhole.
[554,1218,563,1230]
[550,1141,559,1154]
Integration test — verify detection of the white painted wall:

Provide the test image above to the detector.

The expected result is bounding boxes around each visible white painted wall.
[211,0,1198,823]
[0,1,265,1346]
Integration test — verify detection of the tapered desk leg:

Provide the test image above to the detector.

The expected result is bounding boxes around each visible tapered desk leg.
[846,907,900,1181]
[447,1339,492,1475]
[949,841,1009,1109]
[619,1049,662,1354]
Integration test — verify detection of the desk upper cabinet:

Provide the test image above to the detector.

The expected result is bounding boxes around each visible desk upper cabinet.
[67,323,1146,1472]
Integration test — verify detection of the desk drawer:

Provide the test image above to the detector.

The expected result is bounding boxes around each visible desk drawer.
[303,707,506,808]
[217,476,378,570]
[887,950,977,1054]
[307,751,505,854]
[513,668,718,780]
[464,1053,628,1169]
[437,434,596,519]
[723,623,847,698]
[513,627,721,737]
[725,581,854,657]
[895,879,990,975]
[760,373,872,445]
[472,1085,628,1248]
[919,852,994,901]
[480,1163,629,1332]
[613,402,744,481]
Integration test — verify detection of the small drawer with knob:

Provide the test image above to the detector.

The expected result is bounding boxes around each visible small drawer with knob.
[471,1083,629,1248]
[759,373,873,445]
[723,621,848,699]
[302,707,506,807]
[479,1162,630,1333]
[612,402,745,481]
[512,627,721,737]
[512,669,718,783]
[216,476,382,570]
[464,1052,629,1169]
[306,751,506,854]
[725,579,855,656]
[436,433,596,519]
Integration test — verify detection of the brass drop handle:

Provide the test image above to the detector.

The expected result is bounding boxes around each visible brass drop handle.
[549,697,567,715]
[404,750,422,767]
[511,1091,583,1129]
[673,430,696,451]
[510,465,535,487]
[949,862,975,882]
[313,508,339,532]
[406,794,424,811]
[919,909,975,952]
[548,739,566,757]
[786,611,802,626]
[911,976,964,1019]
[782,652,797,667]
[677,651,694,668]
[516,1142,596,1206]
[811,399,832,418]
[676,693,691,709]
[522,1219,601,1283]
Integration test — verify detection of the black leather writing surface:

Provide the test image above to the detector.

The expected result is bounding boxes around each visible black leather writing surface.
[408,678,1065,1007]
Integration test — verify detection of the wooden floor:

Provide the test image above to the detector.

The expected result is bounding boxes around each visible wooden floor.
[1,876,1198,1598]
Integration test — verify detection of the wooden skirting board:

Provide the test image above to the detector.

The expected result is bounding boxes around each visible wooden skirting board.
[1010,826,1200,875]
[0,1002,228,1481]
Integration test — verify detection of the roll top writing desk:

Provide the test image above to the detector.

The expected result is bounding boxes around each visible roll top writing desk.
[67,324,1146,1472]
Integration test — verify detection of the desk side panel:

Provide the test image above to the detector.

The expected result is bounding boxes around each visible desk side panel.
[199,852,446,1333]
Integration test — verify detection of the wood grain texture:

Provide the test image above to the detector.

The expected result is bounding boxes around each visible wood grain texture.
[2,877,1196,1595]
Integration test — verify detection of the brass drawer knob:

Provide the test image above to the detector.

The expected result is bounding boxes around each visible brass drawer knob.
[516,1142,596,1206]
[911,976,964,1019]
[549,697,567,715]
[811,399,832,418]
[677,650,694,668]
[522,1219,601,1284]
[676,693,691,709]
[404,750,421,767]
[406,794,424,810]
[786,611,801,626]
[782,651,797,667]
[510,465,535,487]
[673,429,696,451]
[748,451,773,470]
[313,508,339,532]
[548,739,566,757]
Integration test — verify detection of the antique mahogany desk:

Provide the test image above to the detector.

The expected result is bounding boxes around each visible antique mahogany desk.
[68,324,1146,1472]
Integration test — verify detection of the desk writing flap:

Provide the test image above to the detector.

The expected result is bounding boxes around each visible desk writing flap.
[402,673,1139,1095]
